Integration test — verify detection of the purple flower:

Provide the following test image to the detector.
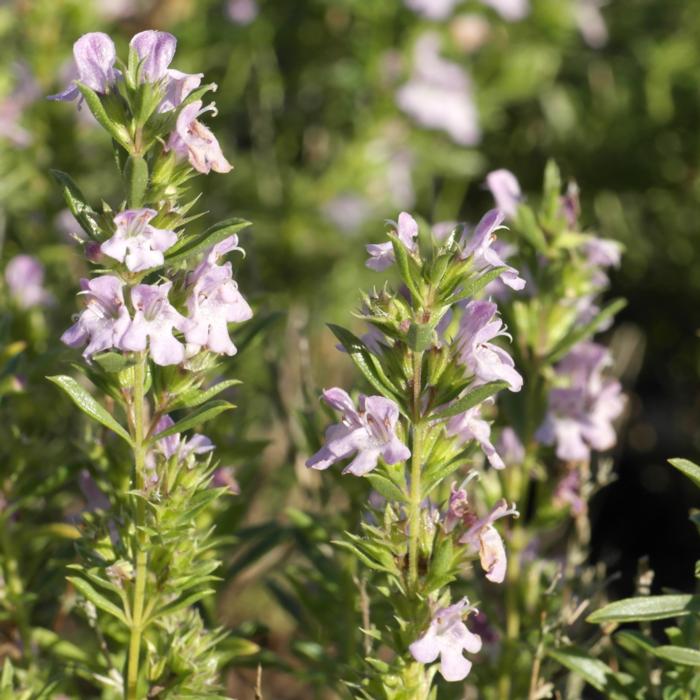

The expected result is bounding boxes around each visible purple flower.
[446,403,504,469]
[121,282,188,366]
[306,388,410,476]
[185,236,253,356]
[496,427,525,466]
[461,209,525,290]
[536,342,624,461]
[212,466,240,495]
[101,209,177,272]
[481,0,530,21]
[404,0,457,20]
[227,0,259,24]
[460,499,518,583]
[153,415,215,462]
[582,237,622,269]
[409,598,482,682]
[554,469,586,516]
[366,211,419,271]
[443,482,471,533]
[129,31,177,84]
[166,100,232,174]
[485,169,522,219]
[5,255,51,309]
[160,69,204,112]
[49,33,117,102]
[455,300,523,391]
[61,275,131,359]
[396,33,480,146]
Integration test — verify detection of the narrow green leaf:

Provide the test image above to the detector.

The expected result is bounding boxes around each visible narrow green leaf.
[67,577,128,625]
[547,298,627,363]
[170,379,241,410]
[151,589,215,622]
[148,400,235,444]
[432,381,508,420]
[76,83,131,148]
[388,232,422,302]
[668,458,700,489]
[32,627,97,666]
[653,645,700,666]
[587,594,700,624]
[514,205,548,252]
[366,473,406,502]
[327,324,404,407]
[547,648,610,692]
[50,170,101,240]
[48,375,132,445]
[451,266,508,303]
[165,218,252,265]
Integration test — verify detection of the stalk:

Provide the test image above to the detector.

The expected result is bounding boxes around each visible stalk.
[126,354,148,700]
[407,350,424,591]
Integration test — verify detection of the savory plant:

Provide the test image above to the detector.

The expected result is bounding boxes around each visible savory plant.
[48,29,251,698]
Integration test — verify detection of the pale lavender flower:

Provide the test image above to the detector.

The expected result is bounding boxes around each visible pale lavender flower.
[409,598,482,682]
[322,193,372,233]
[129,30,177,84]
[366,211,419,271]
[405,0,529,21]
[48,33,118,102]
[227,0,259,24]
[455,300,523,391]
[460,499,518,583]
[404,0,457,21]
[306,388,410,476]
[185,236,252,356]
[95,0,139,20]
[481,0,530,21]
[536,342,624,461]
[153,415,215,462]
[554,469,586,516]
[583,237,622,270]
[443,482,470,533]
[101,209,177,272]
[446,403,504,469]
[396,33,480,146]
[574,0,608,49]
[496,427,525,466]
[121,282,188,366]
[212,467,240,495]
[5,255,51,309]
[61,275,131,359]
[460,209,526,290]
[485,169,522,219]
[159,69,204,112]
[166,100,233,174]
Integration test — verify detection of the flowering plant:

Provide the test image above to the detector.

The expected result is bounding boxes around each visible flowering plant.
[47,29,251,698]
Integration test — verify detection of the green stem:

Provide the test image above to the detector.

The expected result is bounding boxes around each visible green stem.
[1,523,32,661]
[126,354,148,700]
[407,350,424,591]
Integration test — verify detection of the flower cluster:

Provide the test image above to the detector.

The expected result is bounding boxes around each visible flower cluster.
[309,206,526,692]
[50,30,231,174]
[537,341,625,462]
[48,29,251,699]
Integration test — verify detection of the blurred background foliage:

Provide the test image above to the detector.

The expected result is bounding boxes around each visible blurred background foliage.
[1,0,699,697]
